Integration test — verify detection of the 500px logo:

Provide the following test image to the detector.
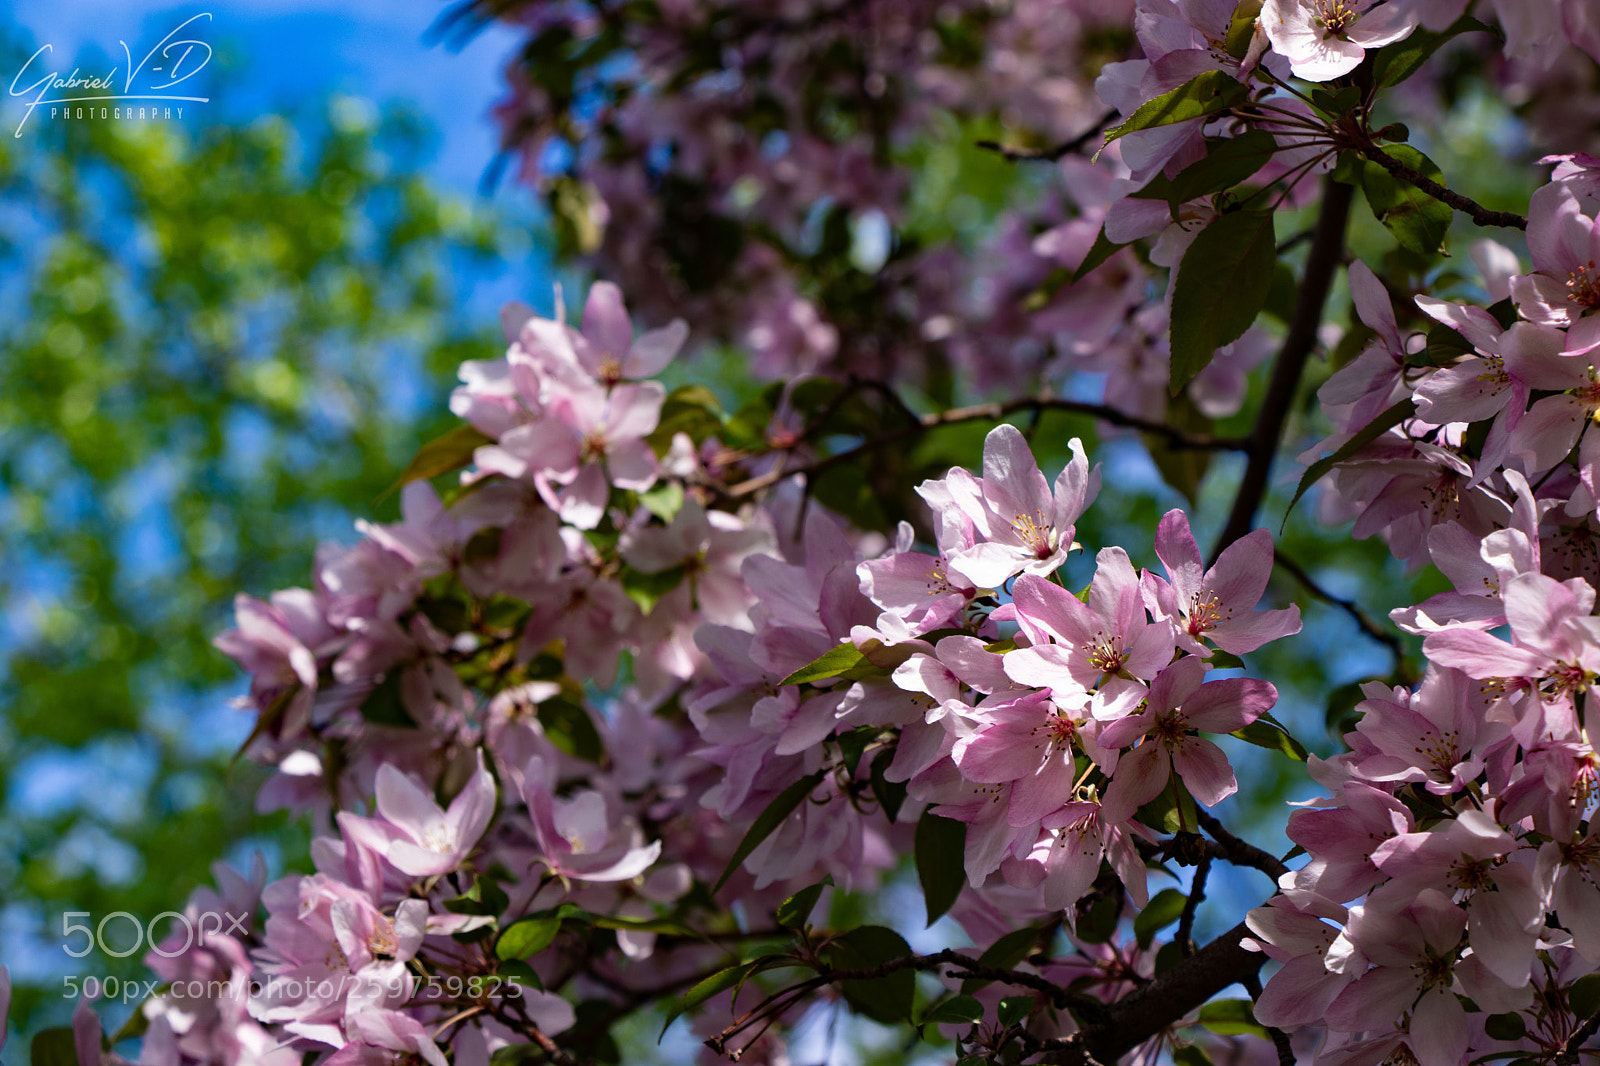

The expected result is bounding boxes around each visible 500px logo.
[61,910,248,959]
[62,976,164,1005]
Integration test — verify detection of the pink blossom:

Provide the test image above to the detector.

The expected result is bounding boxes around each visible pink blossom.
[1004,553,1177,720]
[1145,510,1302,655]
[1098,655,1277,822]
[944,426,1100,589]
[1262,0,1419,81]
[340,753,496,878]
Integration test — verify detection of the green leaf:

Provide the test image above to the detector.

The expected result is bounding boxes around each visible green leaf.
[660,959,764,1037]
[1230,713,1309,761]
[1073,225,1127,282]
[385,423,493,497]
[445,874,510,916]
[496,914,562,960]
[498,959,544,991]
[621,564,686,613]
[1133,888,1188,948]
[713,771,827,892]
[582,911,699,937]
[1360,146,1453,255]
[997,995,1036,1029]
[1286,397,1416,521]
[1102,71,1249,147]
[648,384,724,451]
[961,925,1039,994]
[31,1028,78,1066]
[1372,16,1489,89]
[1131,132,1278,214]
[1570,973,1600,1021]
[776,875,832,930]
[1169,208,1276,394]
[1196,998,1269,1038]
[1076,892,1121,944]
[360,666,416,727]
[915,811,968,926]
[537,697,605,763]
[825,925,915,1024]
[1484,1013,1527,1041]
[870,750,908,823]
[779,642,870,686]
[923,994,985,1026]
[1173,1045,1216,1066]
[1223,0,1262,59]
[639,480,686,522]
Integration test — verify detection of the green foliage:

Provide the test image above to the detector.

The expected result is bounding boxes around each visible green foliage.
[1102,71,1250,147]
[1169,208,1276,393]
[914,810,967,925]
[0,57,524,1026]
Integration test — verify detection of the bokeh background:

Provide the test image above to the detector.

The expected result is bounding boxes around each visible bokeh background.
[0,1,551,1031]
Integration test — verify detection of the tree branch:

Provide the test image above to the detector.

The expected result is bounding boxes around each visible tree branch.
[1360,145,1528,230]
[729,396,1249,498]
[1211,177,1354,564]
[976,109,1120,163]
[1195,808,1290,882]
[1177,852,1211,956]
[1272,547,1409,670]
[1560,1007,1600,1064]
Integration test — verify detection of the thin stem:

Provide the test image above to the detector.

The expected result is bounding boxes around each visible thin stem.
[1194,808,1290,881]
[977,109,1120,162]
[1361,144,1528,230]
[1272,547,1411,675]
[1211,176,1354,563]
[1177,852,1211,956]
[729,397,1249,498]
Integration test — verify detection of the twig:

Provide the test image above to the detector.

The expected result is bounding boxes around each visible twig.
[1079,922,1267,1064]
[1211,177,1354,563]
[1272,547,1408,669]
[977,109,1120,162]
[1243,972,1296,1066]
[728,397,1249,498]
[1361,145,1528,230]
[1194,809,1290,881]
[1177,852,1211,957]
[1560,1008,1600,1064]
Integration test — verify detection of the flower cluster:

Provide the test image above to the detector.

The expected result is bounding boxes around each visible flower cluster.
[1243,157,1600,1065]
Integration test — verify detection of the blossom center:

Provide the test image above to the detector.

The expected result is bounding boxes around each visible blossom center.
[1081,631,1127,674]
[1187,589,1228,636]
[1566,261,1600,309]
[1011,512,1057,558]
[420,825,458,854]
[1314,0,1360,35]
[597,356,624,386]
[369,916,399,959]
[581,431,609,462]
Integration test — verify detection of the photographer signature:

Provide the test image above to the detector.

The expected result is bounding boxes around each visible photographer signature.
[9,12,213,137]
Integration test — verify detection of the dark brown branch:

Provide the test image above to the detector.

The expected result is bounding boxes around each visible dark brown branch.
[1244,972,1296,1066]
[1361,145,1528,230]
[1177,852,1211,956]
[729,397,1249,498]
[1195,808,1290,882]
[977,109,1120,163]
[1273,547,1409,669]
[1560,1008,1600,1064]
[1211,177,1354,563]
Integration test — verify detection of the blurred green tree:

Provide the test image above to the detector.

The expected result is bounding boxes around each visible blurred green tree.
[0,58,529,1026]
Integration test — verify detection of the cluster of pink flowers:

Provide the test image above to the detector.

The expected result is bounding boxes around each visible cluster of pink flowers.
[56,276,1311,1066]
[28,6,1600,1066]
[1241,155,1600,1065]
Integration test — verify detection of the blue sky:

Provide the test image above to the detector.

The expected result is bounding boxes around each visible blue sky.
[6,0,524,194]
